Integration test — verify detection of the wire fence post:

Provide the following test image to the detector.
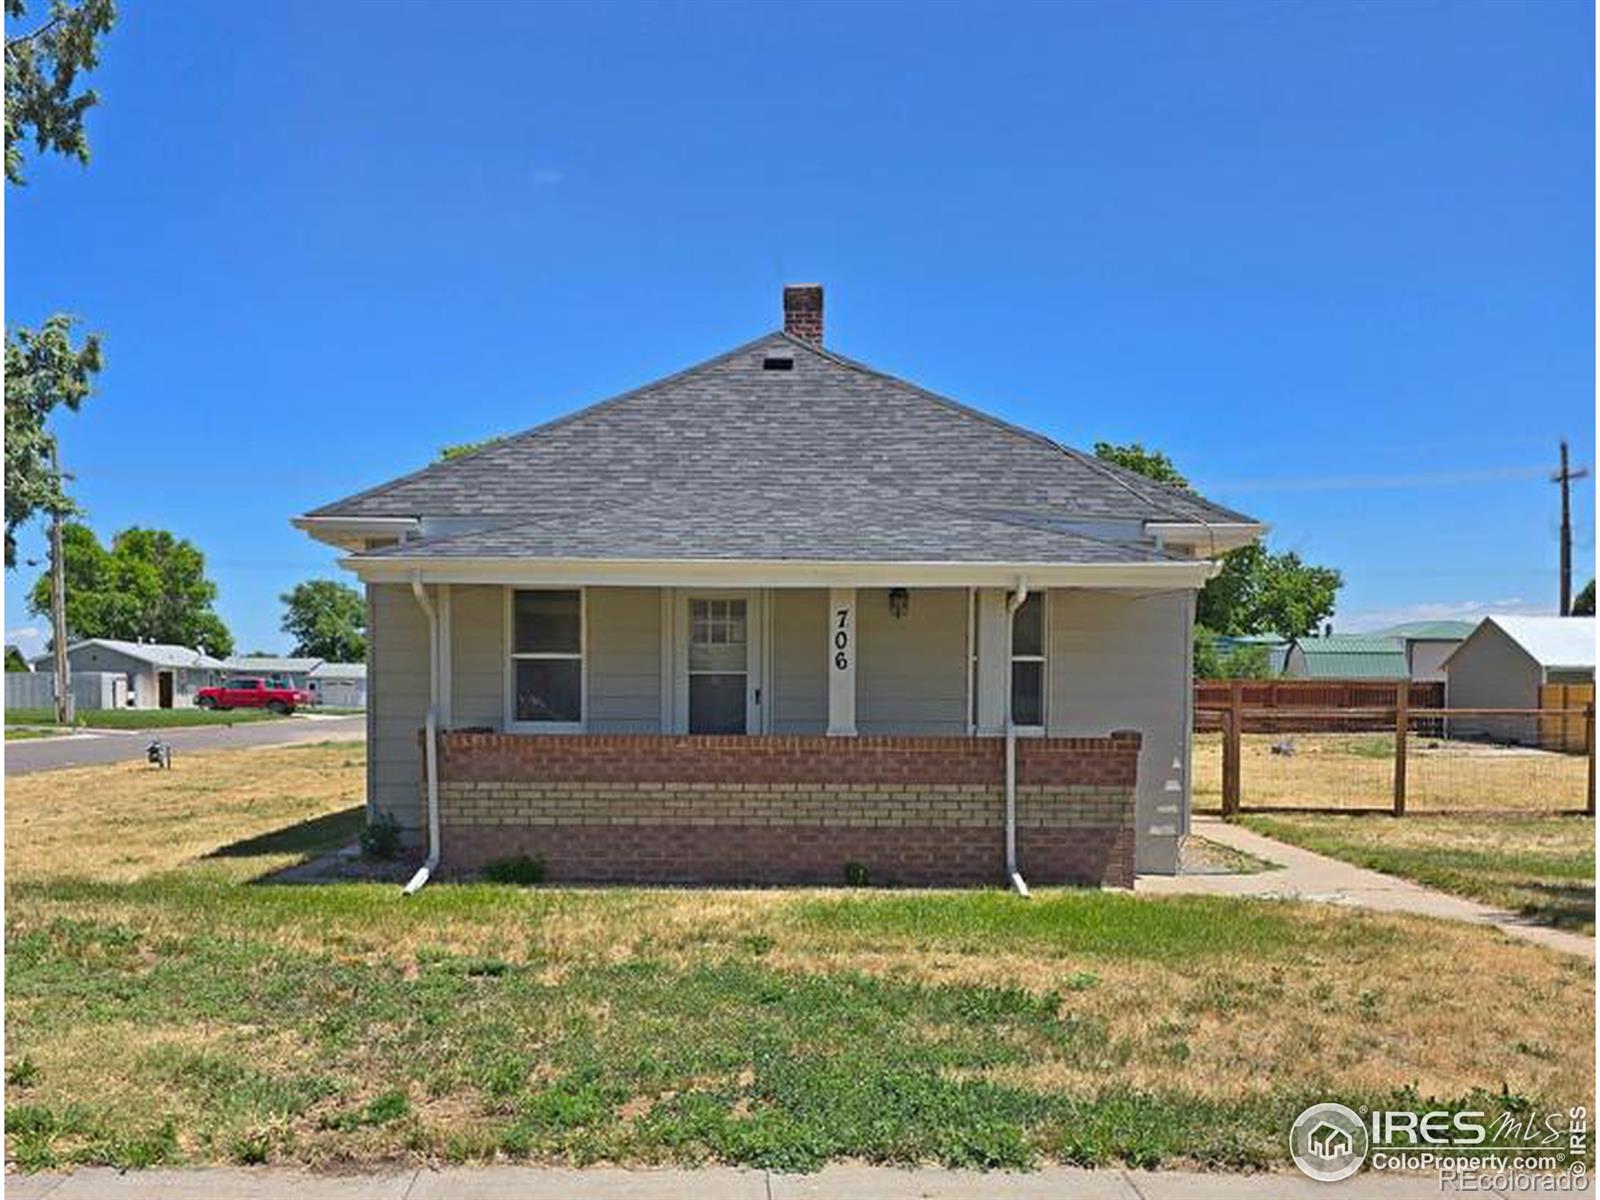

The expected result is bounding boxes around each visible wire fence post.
[1392,683,1409,816]
[1222,681,1242,819]
[1587,702,1595,818]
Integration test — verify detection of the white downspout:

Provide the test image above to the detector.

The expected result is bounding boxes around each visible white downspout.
[403,572,441,895]
[1005,579,1031,899]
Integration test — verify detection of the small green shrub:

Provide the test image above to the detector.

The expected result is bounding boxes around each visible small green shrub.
[483,854,546,885]
[360,812,403,860]
[843,861,871,887]
[7,1055,39,1087]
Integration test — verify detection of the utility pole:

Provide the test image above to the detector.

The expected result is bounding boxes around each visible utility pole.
[1553,440,1590,616]
[48,444,73,726]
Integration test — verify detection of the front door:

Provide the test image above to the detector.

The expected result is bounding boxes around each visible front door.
[682,593,760,734]
[157,671,174,709]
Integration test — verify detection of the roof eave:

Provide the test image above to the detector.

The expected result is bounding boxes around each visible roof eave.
[1144,521,1267,557]
[335,554,1220,590]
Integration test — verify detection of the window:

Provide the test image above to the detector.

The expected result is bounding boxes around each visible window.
[1010,592,1045,728]
[511,589,583,725]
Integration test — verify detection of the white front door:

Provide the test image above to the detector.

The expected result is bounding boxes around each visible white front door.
[676,592,763,734]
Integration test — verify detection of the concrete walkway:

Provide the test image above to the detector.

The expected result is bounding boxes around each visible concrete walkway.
[1140,817,1595,960]
[6,1164,1553,1199]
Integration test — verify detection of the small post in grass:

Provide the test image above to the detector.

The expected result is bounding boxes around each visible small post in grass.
[1586,703,1595,818]
[1223,681,1243,820]
[1392,682,1409,817]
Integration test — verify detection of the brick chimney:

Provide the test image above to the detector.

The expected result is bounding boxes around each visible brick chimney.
[782,284,823,345]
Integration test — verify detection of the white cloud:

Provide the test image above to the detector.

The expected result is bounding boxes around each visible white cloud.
[1335,598,1550,633]
[5,625,45,657]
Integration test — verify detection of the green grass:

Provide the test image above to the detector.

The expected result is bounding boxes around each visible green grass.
[5,744,1593,1173]
[5,707,288,730]
[5,727,66,741]
[1243,814,1596,933]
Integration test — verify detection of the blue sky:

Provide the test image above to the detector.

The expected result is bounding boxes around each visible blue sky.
[6,0,1593,655]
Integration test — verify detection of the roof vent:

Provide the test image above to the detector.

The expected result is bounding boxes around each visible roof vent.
[762,352,795,371]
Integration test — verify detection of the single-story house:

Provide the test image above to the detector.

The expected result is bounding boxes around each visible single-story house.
[1282,635,1408,681]
[30,639,229,708]
[223,655,322,690]
[1371,620,1475,683]
[294,285,1264,887]
[309,661,367,708]
[1443,615,1596,744]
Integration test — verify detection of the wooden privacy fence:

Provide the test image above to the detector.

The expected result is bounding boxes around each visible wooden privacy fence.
[1194,680,1443,732]
[1200,695,1595,818]
[1540,684,1596,753]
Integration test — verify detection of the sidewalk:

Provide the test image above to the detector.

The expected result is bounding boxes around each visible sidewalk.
[1140,817,1595,960]
[7,1164,1550,1199]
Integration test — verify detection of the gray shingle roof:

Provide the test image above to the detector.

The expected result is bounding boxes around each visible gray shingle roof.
[311,332,1256,562]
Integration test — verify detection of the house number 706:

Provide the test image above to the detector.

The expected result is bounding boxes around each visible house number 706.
[834,609,850,670]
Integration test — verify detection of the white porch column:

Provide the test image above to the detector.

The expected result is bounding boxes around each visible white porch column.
[827,587,857,736]
[974,587,1010,735]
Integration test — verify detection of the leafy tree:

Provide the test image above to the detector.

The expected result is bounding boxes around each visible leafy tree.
[4,645,29,671]
[1097,440,1342,638]
[5,0,117,185]
[1192,627,1274,679]
[1093,441,1190,490]
[27,523,234,655]
[1574,579,1595,617]
[4,315,101,566]
[280,579,366,661]
[1196,541,1342,639]
[5,0,115,566]
[439,436,505,461]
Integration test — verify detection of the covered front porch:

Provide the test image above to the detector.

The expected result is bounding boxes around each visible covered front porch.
[363,569,1201,879]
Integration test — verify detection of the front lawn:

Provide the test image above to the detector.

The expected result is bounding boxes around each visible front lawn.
[5,706,288,731]
[1242,814,1596,934]
[5,744,1593,1172]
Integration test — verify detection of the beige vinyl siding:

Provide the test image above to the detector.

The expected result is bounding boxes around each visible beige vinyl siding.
[450,585,504,729]
[1046,588,1190,874]
[586,586,662,732]
[368,582,429,838]
[770,589,826,733]
[856,587,968,735]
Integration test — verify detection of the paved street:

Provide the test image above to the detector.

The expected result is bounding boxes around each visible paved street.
[3,714,365,775]
[7,1164,1553,1199]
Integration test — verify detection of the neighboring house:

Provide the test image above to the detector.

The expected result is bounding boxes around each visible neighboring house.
[223,656,323,690]
[309,661,367,708]
[29,639,228,708]
[294,285,1263,885]
[1371,620,1475,683]
[1283,635,1408,680]
[1443,615,1596,744]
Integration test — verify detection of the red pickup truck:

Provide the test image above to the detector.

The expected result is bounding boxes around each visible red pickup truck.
[195,677,312,715]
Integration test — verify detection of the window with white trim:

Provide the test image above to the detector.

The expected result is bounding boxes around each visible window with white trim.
[511,589,583,725]
[1010,592,1045,728]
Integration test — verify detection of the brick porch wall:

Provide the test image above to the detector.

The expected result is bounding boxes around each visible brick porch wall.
[432,732,1140,887]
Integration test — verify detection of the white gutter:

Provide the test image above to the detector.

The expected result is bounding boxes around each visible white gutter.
[1005,579,1030,899]
[403,571,441,895]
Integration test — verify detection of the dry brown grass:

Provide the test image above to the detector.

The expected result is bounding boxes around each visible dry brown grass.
[5,741,365,883]
[764,902,1593,1105]
[1193,731,1588,813]
[5,740,1595,1170]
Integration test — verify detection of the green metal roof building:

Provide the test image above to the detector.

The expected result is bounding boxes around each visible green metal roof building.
[1284,635,1409,680]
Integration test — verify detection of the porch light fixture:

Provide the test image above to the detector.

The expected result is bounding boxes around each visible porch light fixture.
[888,588,910,619]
